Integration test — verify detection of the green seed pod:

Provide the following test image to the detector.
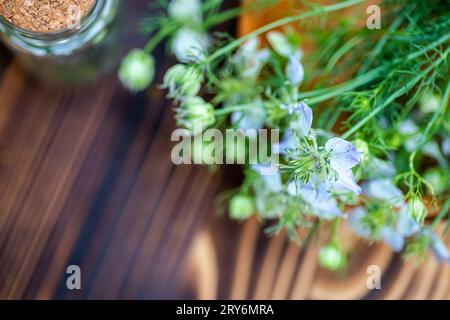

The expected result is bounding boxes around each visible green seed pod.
[229,194,255,220]
[163,64,203,99]
[354,138,369,162]
[319,243,346,271]
[119,49,155,93]
[177,97,215,133]
[408,197,426,224]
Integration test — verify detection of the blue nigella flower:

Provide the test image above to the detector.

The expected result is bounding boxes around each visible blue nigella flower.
[348,204,420,252]
[325,137,361,172]
[231,100,266,134]
[233,37,270,79]
[252,164,282,192]
[287,179,343,220]
[330,168,361,195]
[362,179,404,207]
[274,102,313,155]
[285,102,313,136]
[422,229,450,264]
[285,55,304,86]
[442,137,450,156]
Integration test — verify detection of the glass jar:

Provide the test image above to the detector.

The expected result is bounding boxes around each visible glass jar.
[0,0,124,84]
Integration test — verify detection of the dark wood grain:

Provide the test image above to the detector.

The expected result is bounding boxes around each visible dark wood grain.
[0,1,448,300]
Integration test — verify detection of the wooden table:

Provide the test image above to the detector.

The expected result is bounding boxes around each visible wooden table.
[0,1,448,300]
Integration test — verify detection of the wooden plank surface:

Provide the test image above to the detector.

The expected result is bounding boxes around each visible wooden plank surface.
[0,1,448,300]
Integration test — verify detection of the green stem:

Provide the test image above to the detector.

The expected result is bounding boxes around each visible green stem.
[325,35,363,73]
[214,104,250,115]
[331,218,340,243]
[144,24,178,53]
[203,6,244,29]
[358,12,406,74]
[298,65,386,103]
[205,0,365,63]
[298,34,450,104]
[341,48,450,140]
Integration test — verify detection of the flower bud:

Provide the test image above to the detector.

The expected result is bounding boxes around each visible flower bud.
[168,0,202,24]
[285,55,304,86]
[177,97,215,132]
[408,197,427,224]
[354,139,369,162]
[266,31,301,58]
[424,168,447,195]
[119,49,155,92]
[163,64,203,99]
[420,91,440,113]
[171,28,209,63]
[319,243,346,271]
[229,194,255,220]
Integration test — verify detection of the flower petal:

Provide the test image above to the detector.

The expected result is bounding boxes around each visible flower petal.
[332,169,361,194]
[266,31,301,58]
[312,197,343,220]
[362,179,403,207]
[252,164,282,192]
[285,55,304,86]
[289,102,313,137]
[325,138,361,171]
[171,28,210,63]
[429,232,450,263]
[396,205,420,237]
[231,100,266,132]
[381,226,404,252]
[348,207,371,238]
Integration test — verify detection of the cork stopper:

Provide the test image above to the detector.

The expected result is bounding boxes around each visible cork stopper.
[0,0,95,33]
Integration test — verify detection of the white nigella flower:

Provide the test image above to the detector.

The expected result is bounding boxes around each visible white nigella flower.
[285,54,304,86]
[168,0,202,24]
[171,27,210,63]
[231,100,266,133]
[233,37,270,79]
[362,179,404,207]
[266,31,302,59]
[325,137,361,172]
